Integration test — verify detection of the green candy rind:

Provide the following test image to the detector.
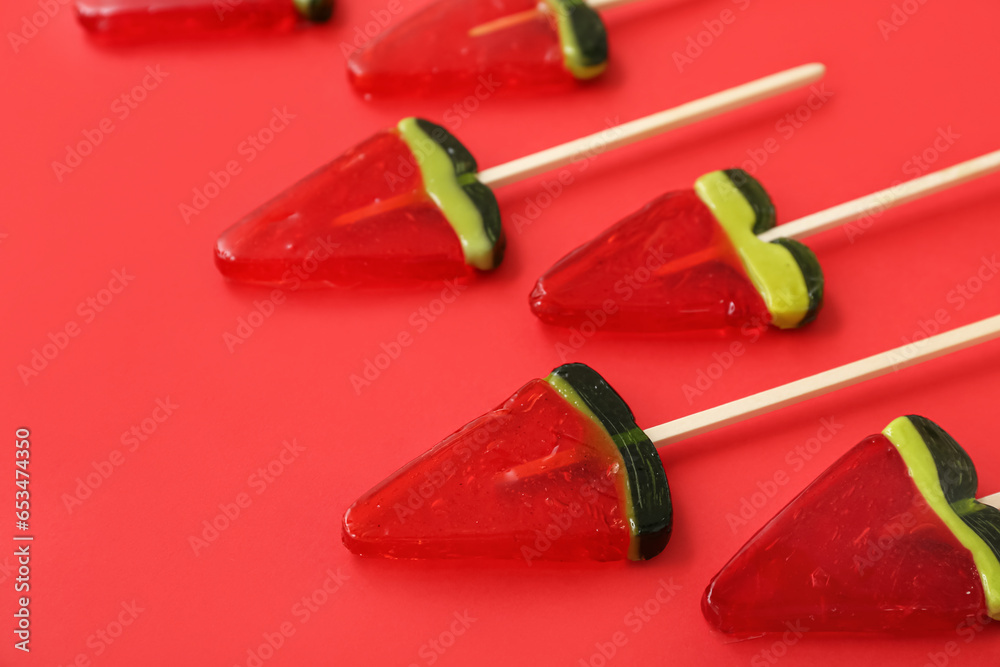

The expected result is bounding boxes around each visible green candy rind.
[769,238,825,327]
[722,168,776,235]
[543,0,608,80]
[694,170,820,329]
[546,363,672,561]
[293,0,333,22]
[397,118,504,271]
[883,415,1000,619]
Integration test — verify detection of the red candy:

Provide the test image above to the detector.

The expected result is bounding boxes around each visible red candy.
[348,0,576,97]
[215,129,469,288]
[342,378,633,560]
[530,190,771,334]
[703,433,988,633]
[75,0,323,40]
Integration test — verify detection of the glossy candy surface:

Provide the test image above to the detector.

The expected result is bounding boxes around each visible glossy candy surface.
[75,0,331,40]
[347,0,607,97]
[531,189,771,334]
[530,169,823,334]
[703,416,1000,633]
[215,118,503,287]
[342,363,671,561]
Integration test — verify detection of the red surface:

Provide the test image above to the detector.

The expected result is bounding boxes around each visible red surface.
[75,0,302,40]
[3,0,1000,664]
[530,188,771,333]
[343,377,631,560]
[215,127,471,287]
[348,0,573,96]
[703,433,987,633]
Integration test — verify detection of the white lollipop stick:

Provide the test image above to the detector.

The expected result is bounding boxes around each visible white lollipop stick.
[980,492,1000,509]
[979,493,1000,510]
[758,149,1000,243]
[586,0,638,10]
[643,313,1000,446]
[477,63,826,189]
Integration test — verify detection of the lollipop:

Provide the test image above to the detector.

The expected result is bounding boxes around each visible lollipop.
[342,314,1000,562]
[342,362,672,561]
[214,65,825,287]
[703,415,1000,633]
[347,0,627,97]
[75,0,332,40]
[531,149,1000,334]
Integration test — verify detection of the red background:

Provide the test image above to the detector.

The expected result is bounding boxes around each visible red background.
[3,0,1000,664]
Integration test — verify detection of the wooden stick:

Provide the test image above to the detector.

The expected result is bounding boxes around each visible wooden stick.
[643,313,1000,446]
[468,7,545,38]
[477,63,826,190]
[757,149,1000,243]
[470,0,666,38]
[586,0,638,10]
[980,492,1000,509]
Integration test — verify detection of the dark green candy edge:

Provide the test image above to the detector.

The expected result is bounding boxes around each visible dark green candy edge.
[770,238,825,327]
[550,363,673,560]
[550,0,608,68]
[908,415,1000,563]
[300,0,333,22]
[722,168,776,235]
[414,118,506,267]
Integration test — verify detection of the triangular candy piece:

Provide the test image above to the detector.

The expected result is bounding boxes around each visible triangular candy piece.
[215,118,504,287]
[703,415,1000,633]
[75,0,332,41]
[347,0,608,97]
[529,169,824,334]
[342,363,672,561]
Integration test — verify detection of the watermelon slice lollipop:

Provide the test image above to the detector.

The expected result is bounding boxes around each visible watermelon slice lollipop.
[347,0,608,97]
[529,149,1000,335]
[343,315,1000,563]
[75,0,332,40]
[703,416,1000,633]
[215,65,826,288]
[342,363,672,561]
[529,169,823,334]
[216,118,504,287]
